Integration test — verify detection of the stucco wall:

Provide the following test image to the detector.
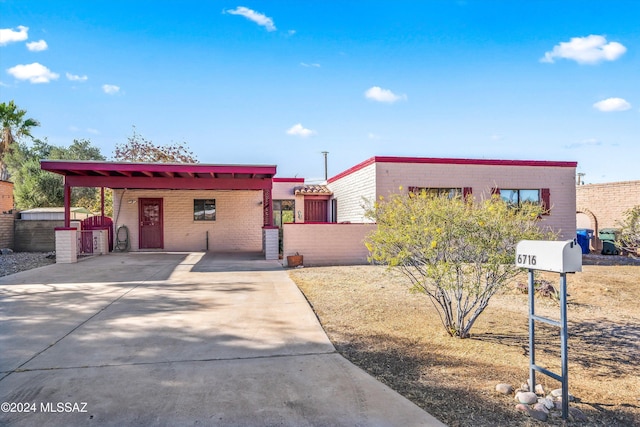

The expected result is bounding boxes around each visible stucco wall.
[576,180,640,231]
[375,161,576,239]
[283,223,376,266]
[13,220,64,252]
[113,189,264,252]
[327,162,376,223]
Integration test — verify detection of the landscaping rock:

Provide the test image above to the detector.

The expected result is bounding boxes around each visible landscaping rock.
[569,407,587,422]
[1,248,13,255]
[515,403,531,415]
[529,409,548,421]
[533,402,549,414]
[520,382,530,392]
[496,383,513,395]
[515,391,538,404]
[550,388,563,397]
[540,397,555,410]
[535,384,545,395]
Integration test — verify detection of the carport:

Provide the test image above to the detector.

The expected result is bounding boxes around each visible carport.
[40,160,279,262]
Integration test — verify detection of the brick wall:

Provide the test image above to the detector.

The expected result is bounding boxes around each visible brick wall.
[0,181,14,213]
[328,160,576,240]
[576,180,640,235]
[328,162,376,223]
[375,162,577,240]
[113,189,264,252]
[0,214,14,249]
[283,223,377,266]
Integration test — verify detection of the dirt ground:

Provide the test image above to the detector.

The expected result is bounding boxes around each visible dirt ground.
[289,257,640,426]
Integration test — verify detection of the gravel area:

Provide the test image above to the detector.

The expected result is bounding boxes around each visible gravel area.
[0,251,56,277]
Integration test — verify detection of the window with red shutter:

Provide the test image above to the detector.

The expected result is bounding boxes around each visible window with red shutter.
[541,188,551,215]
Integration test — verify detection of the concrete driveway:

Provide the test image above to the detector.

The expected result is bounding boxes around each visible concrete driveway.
[0,252,445,426]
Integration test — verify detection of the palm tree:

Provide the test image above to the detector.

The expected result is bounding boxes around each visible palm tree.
[0,100,40,180]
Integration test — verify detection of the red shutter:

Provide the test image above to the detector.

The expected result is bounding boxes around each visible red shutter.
[541,188,550,215]
[491,188,500,198]
[304,199,328,222]
[463,187,473,199]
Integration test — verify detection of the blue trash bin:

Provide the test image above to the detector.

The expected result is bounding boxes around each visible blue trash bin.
[576,229,593,254]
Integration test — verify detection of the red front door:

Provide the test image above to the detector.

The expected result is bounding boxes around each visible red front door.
[139,198,163,249]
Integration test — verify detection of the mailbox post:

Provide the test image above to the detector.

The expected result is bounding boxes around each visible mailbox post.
[515,240,582,420]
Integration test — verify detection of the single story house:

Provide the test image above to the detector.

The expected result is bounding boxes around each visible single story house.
[41,156,577,264]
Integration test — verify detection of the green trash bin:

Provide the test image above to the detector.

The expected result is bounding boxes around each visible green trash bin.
[599,228,619,255]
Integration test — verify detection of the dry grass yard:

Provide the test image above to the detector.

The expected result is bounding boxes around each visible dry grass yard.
[290,262,640,426]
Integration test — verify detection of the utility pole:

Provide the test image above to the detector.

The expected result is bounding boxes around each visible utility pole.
[321,151,328,181]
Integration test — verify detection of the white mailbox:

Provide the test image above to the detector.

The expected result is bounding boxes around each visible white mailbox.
[516,240,582,273]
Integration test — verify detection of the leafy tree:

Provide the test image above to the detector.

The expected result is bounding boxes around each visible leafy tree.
[0,100,40,180]
[616,206,640,257]
[365,190,552,338]
[113,126,198,163]
[6,139,111,214]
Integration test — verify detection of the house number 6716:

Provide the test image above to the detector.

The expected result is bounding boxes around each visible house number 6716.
[517,254,537,265]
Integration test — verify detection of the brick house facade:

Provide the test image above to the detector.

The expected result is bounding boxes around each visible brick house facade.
[576,180,640,250]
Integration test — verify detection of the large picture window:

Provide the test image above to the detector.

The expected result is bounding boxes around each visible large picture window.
[194,199,216,221]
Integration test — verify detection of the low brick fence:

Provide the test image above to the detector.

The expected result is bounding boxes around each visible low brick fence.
[0,214,14,249]
[283,223,376,266]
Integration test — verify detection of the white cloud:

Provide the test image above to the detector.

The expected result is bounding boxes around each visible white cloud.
[87,128,99,134]
[593,97,631,112]
[226,7,276,32]
[102,84,120,94]
[541,35,626,64]
[0,25,29,45]
[6,62,59,83]
[286,123,316,138]
[26,39,48,51]
[564,138,603,149]
[300,62,320,68]
[364,86,407,103]
[66,72,88,82]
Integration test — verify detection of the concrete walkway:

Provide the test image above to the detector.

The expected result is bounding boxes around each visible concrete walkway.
[0,252,445,426]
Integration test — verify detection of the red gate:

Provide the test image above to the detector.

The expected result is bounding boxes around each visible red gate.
[81,216,113,252]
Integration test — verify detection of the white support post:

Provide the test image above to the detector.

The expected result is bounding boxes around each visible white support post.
[263,226,279,260]
[55,228,78,263]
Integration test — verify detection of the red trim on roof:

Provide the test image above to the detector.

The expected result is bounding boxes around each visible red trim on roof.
[327,157,377,183]
[328,156,577,183]
[273,178,305,183]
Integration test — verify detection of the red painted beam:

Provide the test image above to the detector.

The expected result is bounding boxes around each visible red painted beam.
[64,175,272,190]
[41,160,277,176]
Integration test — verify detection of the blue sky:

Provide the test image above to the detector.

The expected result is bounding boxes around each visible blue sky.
[1,1,638,183]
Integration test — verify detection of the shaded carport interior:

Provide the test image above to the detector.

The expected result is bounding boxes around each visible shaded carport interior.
[40,160,278,250]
